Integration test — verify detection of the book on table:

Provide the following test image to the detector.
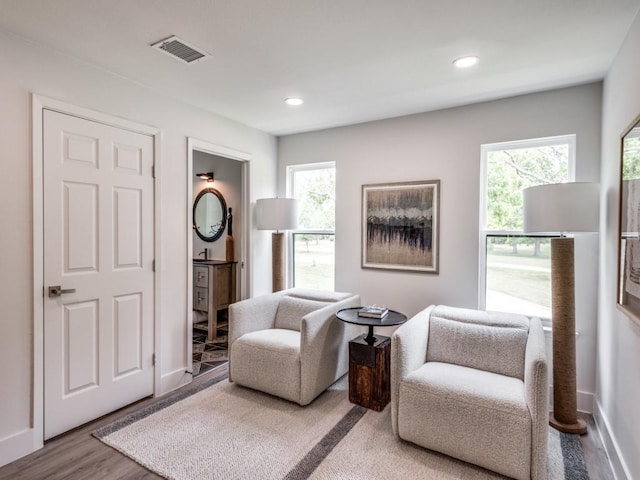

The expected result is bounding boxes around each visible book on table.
[358,306,389,319]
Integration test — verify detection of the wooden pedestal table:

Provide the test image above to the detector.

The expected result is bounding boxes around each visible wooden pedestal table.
[336,308,407,411]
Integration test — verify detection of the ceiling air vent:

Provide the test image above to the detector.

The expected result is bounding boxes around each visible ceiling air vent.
[151,35,210,64]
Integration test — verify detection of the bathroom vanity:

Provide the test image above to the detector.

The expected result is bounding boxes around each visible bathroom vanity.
[193,260,237,341]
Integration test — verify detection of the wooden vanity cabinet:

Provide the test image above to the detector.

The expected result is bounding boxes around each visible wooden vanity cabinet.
[193,260,237,341]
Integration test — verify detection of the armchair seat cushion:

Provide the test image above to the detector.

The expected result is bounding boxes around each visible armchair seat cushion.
[233,328,301,355]
[399,362,532,480]
[230,329,301,403]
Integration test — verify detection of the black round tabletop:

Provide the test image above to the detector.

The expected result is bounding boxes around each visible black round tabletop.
[336,307,407,327]
[336,307,407,344]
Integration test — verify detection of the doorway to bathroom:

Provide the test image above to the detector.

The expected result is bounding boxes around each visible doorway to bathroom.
[187,138,250,378]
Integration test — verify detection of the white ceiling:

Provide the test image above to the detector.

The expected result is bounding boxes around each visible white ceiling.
[1,0,639,135]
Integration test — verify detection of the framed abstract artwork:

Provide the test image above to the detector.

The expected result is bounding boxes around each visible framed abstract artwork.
[617,113,640,324]
[361,180,439,273]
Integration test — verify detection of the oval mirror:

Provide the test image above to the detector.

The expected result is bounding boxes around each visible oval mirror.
[193,188,227,242]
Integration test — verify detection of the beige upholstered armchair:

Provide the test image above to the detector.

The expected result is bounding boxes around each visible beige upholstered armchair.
[229,288,361,406]
[391,305,548,480]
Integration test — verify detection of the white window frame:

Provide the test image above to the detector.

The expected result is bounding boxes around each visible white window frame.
[478,134,576,316]
[286,161,336,288]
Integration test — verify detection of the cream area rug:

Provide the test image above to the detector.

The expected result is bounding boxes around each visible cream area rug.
[94,375,589,480]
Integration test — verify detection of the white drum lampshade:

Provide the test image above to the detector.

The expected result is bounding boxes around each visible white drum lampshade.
[256,198,299,231]
[523,182,599,233]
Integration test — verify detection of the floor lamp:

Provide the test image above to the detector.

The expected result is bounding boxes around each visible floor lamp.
[523,182,599,435]
[256,198,299,292]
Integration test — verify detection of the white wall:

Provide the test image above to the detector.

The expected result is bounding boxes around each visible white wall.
[0,29,275,465]
[279,82,602,410]
[597,10,640,480]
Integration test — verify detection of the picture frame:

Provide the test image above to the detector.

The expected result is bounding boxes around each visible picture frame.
[361,180,439,273]
[617,113,640,324]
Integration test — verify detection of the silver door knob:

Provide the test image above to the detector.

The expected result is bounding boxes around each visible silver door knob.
[48,285,77,298]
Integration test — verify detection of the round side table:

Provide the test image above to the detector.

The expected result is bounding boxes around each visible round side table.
[336,307,407,344]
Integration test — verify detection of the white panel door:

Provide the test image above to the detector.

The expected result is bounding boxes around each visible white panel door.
[43,110,155,439]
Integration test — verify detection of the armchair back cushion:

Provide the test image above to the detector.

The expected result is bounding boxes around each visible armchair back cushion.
[274,296,330,331]
[426,305,530,380]
[286,288,354,303]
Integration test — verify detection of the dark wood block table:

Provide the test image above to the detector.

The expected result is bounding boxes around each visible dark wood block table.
[336,307,407,411]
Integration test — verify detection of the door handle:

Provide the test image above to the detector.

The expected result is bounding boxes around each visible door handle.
[48,285,77,298]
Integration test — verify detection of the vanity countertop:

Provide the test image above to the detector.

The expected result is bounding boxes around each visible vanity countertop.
[193,259,237,265]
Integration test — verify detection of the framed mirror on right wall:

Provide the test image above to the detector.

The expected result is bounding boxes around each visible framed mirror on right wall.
[617,113,640,324]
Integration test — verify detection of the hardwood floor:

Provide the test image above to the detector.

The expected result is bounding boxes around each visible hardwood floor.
[0,368,614,480]
[579,413,615,480]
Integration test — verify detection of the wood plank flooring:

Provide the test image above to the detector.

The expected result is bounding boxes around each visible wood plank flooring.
[0,366,614,480]
[579,413,615,480]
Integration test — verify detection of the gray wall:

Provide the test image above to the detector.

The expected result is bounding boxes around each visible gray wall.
[279,82,602,411]
[598,9,640,480]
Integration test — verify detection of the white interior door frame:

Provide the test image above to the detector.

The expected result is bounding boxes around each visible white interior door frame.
[32,94,162,448]
[186,137,251,373]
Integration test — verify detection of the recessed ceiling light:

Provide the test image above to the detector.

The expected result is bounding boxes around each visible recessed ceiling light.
[285,97,304,106]
[453,56,479,68]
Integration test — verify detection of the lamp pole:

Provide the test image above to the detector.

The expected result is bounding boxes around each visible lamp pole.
[549,236,586,434]
[271,231,285,292]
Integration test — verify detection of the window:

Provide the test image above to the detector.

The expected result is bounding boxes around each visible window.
[479,135,575,319]
[287,162,336,290]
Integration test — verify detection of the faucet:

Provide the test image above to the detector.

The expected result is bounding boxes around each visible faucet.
[198,248,208,260]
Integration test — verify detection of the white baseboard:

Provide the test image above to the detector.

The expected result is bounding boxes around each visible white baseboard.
[577,390,594,414]
[0,428,40,468]
[547,386,594,414]
[160,366,193,395]
[593,400,631,480]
